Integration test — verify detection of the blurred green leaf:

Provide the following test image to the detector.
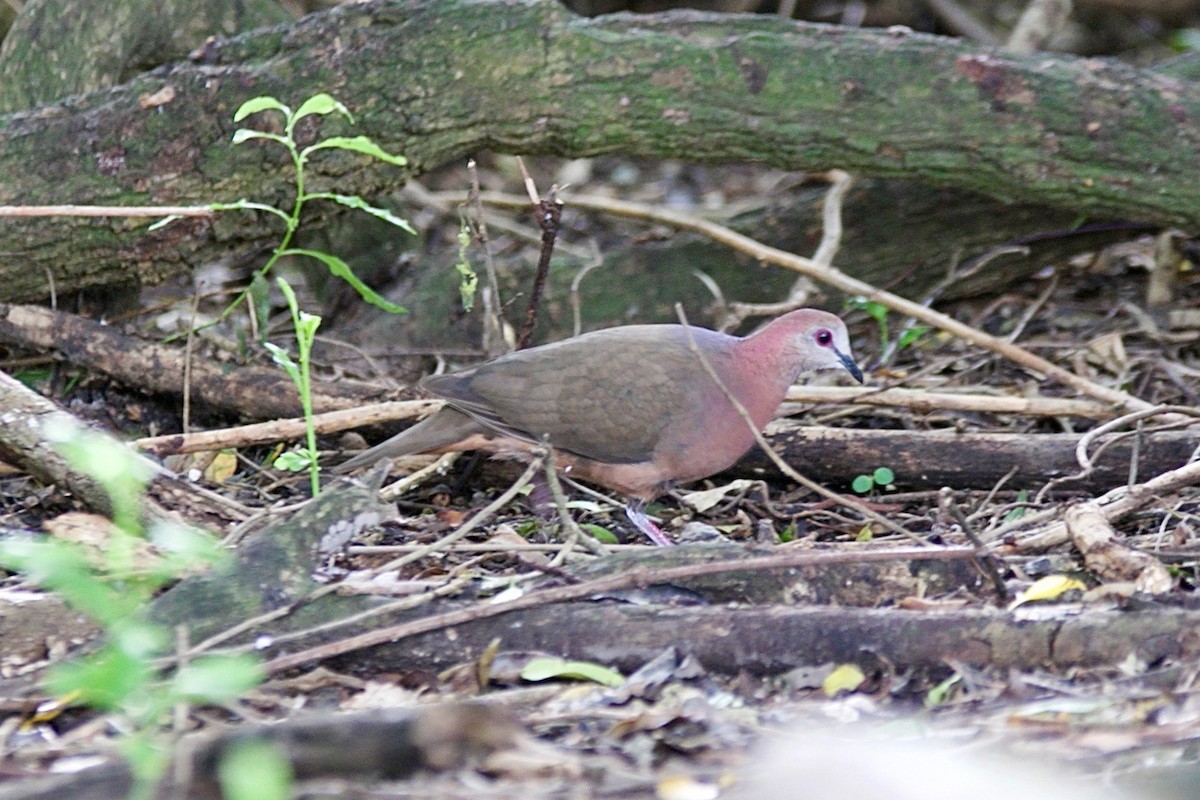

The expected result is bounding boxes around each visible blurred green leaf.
[580,523,618,544]
[174,655,265,704]
[521,657,624,687]
[219,738,293,800]
[274,451,314,472]
[233,96,290,122]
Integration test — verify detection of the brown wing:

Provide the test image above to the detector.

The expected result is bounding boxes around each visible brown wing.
[421,326,734,465]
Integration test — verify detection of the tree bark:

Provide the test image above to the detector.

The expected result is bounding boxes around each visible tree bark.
[327,601,1200,677]
[0,0,291,114]
[0,0,1198,301]
[738,421,1200,493]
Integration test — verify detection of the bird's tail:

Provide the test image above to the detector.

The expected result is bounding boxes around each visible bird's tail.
[330,408,484,474]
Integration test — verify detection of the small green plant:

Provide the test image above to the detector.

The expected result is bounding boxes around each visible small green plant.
[198,92,413,492]
[453,217,479,312]
[1001,489,1030,524]
[163,92,415,332]
[852,466,895,495]
[847,297,928,359]
[264,278,322,496]
[0,424,264,799]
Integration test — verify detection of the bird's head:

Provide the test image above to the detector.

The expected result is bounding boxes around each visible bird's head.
[775,309,864,383]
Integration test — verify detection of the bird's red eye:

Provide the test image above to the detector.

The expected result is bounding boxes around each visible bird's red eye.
[815,329,833,346]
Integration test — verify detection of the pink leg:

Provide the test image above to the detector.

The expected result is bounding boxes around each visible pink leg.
[626,502,675,546]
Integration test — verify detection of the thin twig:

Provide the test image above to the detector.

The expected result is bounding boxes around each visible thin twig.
[467,159,509,357]
[0,204,214,217]
[939,488,1009,602]
[569,247,604,338]
[784,385,1113,419]
[136,400,439,456]
[1033,405,1200,502]
[349,542,640,554]
[1013,459,1200,552]
[181,291,201,434]
[541,442,609,559]
[511,160,556,350]
[379,452,460,501]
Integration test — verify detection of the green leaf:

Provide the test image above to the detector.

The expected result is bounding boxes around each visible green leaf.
[121,734,171,793]
[274,451,314,472]
[1002,490,1030,524]
[580,523,619,544]
[851,474,874,494]
[924,672,962,708]
[173,655,264,704]
[280,248,406,314]
[303,135,407,166]
[263,343,300,382]
[520,657,624,687]
[250,272,272,335]
[231,129,287,146]
[233,96,290,122]
[848,296,888,326]
[295,310,321,340]
[275,274,300,316]
[0,539,131,623]
[13,368,51,387]
[1002,506,1027,524]
[218,738,293,800]
[47,643,155,710]
[897,326,929,350]
[147,214,180,232]
[292,93,351,125]
[872,467,895,486]
[210,199,292,225]
[147,521,223,564]
[305,192,416,233]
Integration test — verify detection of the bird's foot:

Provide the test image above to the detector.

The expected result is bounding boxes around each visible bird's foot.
[626,503,675,546]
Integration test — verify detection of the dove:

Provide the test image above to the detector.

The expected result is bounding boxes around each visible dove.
[335,309,862,545]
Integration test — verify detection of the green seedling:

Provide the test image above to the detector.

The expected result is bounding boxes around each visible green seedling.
[264,278,322,496]
[852,466,895,495]
[847,297,928,361]
[157,93,415,339]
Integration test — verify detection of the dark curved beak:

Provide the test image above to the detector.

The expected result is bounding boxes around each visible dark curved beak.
[837,350,864,384]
